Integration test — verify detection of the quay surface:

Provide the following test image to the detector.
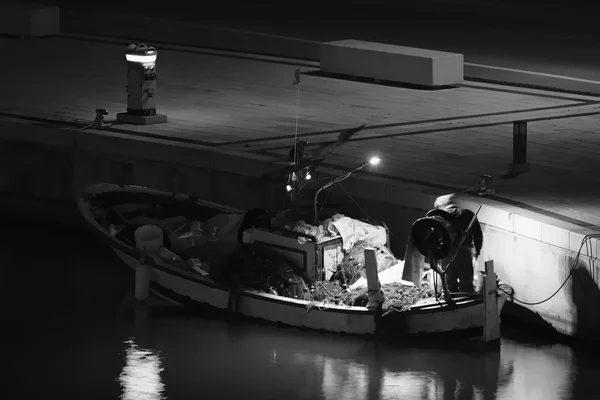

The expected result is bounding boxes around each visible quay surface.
[2,35,599,228]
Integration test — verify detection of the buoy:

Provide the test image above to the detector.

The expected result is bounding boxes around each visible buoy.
[135,262,151,301]
[134,225,163,253]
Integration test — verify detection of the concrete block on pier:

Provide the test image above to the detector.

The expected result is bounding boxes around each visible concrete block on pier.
[0,2,60,37]
[320,39,463,87]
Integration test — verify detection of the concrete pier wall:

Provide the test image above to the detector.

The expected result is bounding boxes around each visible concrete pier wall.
[454,196,600,339]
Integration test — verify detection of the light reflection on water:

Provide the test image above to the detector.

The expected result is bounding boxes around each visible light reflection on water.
[495,344,573,400]
[119,339,165,400]
[5,218,600,400]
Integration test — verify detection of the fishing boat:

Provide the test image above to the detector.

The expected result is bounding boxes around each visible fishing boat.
[78,182,512,345]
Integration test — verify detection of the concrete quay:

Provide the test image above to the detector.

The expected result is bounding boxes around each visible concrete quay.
[1,31,599,339]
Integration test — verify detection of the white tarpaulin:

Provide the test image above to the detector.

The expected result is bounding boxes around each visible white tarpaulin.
[349,261,415,290]
[330,216,387,251]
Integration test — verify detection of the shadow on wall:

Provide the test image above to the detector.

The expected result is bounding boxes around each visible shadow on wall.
[570,259,600,341]
[569,262,600,400]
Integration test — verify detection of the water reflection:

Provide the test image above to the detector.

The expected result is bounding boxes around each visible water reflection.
[5,217,600,400]
[138,311,600,400]
[119,338,165,400]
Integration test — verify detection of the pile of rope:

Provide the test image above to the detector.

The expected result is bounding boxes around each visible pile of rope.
[307,280,434,315]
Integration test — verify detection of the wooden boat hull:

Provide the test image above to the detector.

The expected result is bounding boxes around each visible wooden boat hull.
[79,183,508,341]
[114,248,501,337]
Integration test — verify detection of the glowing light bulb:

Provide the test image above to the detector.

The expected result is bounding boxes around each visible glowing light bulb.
[305,172,312,180]
[369,156,381,166]
[126,53,157,63]
[286,184,292,192]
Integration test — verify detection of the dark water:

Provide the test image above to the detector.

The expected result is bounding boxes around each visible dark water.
[4,217,600,400]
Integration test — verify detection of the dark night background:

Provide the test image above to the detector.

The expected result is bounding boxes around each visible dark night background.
[12,0,600,35]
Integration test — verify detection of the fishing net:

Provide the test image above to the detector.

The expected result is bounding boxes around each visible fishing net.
[308,280,434,315]
[333,240,397,286]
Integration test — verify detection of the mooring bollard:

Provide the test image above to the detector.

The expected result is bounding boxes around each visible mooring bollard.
[509,121,530,173]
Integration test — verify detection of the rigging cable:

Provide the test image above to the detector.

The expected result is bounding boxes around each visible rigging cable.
[293,67,301,166]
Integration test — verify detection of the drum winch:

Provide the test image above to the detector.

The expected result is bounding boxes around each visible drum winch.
[411,208,462,262]
[409,205,481,300]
